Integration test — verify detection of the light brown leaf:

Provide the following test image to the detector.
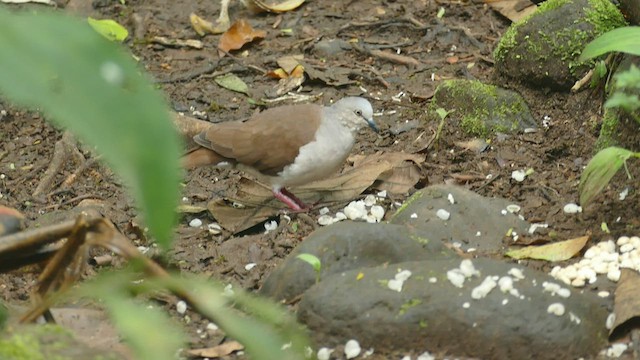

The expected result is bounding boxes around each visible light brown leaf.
[243,0,305,13]
[483,0,537,22]
[190,12,230,35]
[610,269,640,338]
[505,235,589,262]
[187,341,244,358]
[218,19,266,54]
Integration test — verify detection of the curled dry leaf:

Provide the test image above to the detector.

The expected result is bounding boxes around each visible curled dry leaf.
[218,19,267,55]
[610,269,640,338]
[505,235,589,262]
[242,0,305,13]
[187,341,244,358]
[190,12,230,35]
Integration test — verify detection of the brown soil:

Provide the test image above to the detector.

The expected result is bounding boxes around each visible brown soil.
[1,0,637,358]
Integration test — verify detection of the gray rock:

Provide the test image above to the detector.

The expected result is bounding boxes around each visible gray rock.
[493,0,625,90]
[312,39,352,58]
[298,258,609,360]
[260,222,454,301]
[389,184,531,252]
[430,80,536,136]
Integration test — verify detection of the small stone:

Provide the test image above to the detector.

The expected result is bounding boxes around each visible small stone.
[547,303,565,316]
[318,215,335,226]
[176,300,187,314]
[364,194,377,207]
[377,190,387,198]
[506,204,521,213]
[319,207,331,215]
[344,339,361,359]
[436,209,450,220]
[317,347,333,360]
[370,205,385,222]
[189,218,202,227]
[563,203,582,214]
[511,170,526,182]
[244,263,257,271]
[264,220,278,232]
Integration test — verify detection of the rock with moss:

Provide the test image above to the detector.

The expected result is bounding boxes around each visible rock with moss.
[430,79,536,137]
[494,0,626,90]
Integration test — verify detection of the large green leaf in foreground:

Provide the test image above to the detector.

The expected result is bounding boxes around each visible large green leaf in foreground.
[0,9,180,248]
[580,26,640,60]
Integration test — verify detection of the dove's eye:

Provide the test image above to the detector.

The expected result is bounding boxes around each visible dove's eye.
[355,109,362,116]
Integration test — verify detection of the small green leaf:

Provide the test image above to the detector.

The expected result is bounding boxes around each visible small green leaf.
[214,73,249,96]
[87,17,129,42]
[580,26,640,61]
[435,107,451,120]
[579,147,635,205]
[297,253,322,272]
[601,222,610,234]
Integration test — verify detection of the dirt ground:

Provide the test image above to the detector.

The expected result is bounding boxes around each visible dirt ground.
[1,0,638,358]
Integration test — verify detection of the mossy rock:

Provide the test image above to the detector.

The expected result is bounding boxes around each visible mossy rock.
[494,0,626,90]
[429,79,536,137]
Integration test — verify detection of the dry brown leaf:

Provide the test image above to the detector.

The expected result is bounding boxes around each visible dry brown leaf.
[243,0,305,13]
[187,341,244,358]
[484,0,537,22]
[505,235,590,262]
[610,269,640,339]
[218,19,266,55]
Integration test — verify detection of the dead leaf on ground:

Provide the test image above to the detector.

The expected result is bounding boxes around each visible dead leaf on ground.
[484,0,537,22]
[505,235,589,261]
[299,61,355,87]
[243,0,305,13]
[266,55,305,79]
[187,341,244,358]
[218,19,266,55]
[610,269,640,339]
[190,13,230,35]
[207,152,425,232]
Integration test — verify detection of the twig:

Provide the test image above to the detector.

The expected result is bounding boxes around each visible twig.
[154,61,221,84]
[33,131,84,199]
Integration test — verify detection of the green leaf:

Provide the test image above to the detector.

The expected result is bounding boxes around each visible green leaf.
[605,92,640,112]
[580,26,640,61]
[579,147,634,205]
[297,253,322,272]
[87,17,129,42]
[214,73,250,96]
[0,9,180,249]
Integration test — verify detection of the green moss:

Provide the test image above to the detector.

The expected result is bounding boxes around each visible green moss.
[390,191,424,220]
[0,324,75,360]
[410,235,430,245]
[494,0,573,61]
[0,330,44,360]
[594,107,620,150]
[398,299,423,316]
[494,0,626,76]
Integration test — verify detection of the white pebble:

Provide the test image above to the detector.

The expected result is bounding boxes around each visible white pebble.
[607,268,621,282]
[631,236,640,248]
[176,300,187,314]
[189,218,203,227]
[508,268,525,280]
[471,276,497,299]
[598,291,610,298]
[462,302,470,308]
[617,236,630,246]
[547,303,565,316]
[571,278,585,287]
[447,269,466,288]
[416,351,435,360]
[620,243,635,253]
[459,259,480,277]
[428,277,437,283]
[319,207,331,215]
[344,339,361,359]
[377,190,387,198]
[370,205,385,222]
[528,223,549,234]
[207,223,222,235]
[563,203,582,214]
[556,288,571,298]
[244,263,257,271]
[206,322,219,331]
[506,204,521,213]
[335,212,347,221]
[599,240,617,253]
[436,209,450,220]
[606,313,616,330]
[264,220,278,232]
[317,347,333,360]
[498,276,514,293]
[605,343,628,358]
[318,215,335,226]
[410,213,418,219]
[447,193,455,204]
[364,194,377,207]
[511,170,526,182]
